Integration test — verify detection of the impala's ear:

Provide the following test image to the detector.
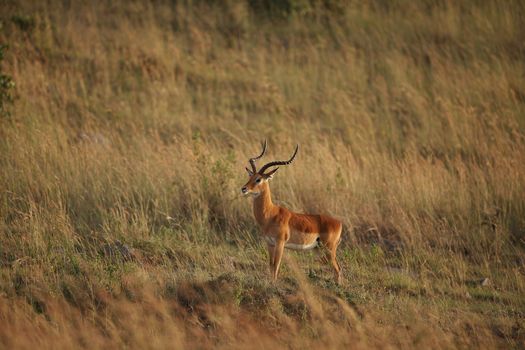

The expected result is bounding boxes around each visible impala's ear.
[245,167,254,176]
[264,167,279,180]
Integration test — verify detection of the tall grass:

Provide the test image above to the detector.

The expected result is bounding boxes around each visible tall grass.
[1,0,524,348]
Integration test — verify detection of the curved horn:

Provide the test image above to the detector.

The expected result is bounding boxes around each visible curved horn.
[258,144,299,175]
[248,139,267,173]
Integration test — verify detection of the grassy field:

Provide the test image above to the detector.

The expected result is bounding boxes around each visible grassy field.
[1,0,524,348]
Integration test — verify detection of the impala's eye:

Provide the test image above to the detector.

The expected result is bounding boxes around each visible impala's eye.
[255,178,262,184]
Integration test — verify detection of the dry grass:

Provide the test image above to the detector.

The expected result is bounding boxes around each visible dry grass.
[0,0,524,348]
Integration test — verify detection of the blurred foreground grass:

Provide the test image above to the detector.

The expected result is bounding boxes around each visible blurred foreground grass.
[0,0,524,348]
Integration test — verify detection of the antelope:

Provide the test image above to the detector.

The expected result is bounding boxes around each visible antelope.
[241,140,343,284]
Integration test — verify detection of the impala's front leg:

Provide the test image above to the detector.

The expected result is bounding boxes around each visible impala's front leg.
[272,238,286,281]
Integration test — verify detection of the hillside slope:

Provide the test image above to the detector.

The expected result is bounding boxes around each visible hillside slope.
[1,1,524,348]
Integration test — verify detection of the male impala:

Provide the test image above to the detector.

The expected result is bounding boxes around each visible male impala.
[241,140,343,284]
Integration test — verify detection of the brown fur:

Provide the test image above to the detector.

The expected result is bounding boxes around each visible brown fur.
[242,174,343,284]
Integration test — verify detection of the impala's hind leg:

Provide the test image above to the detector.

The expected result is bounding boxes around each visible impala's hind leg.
[330,244,342,284]
[318,240,341,284]
[322,229,342,284]
[267,243,275,273]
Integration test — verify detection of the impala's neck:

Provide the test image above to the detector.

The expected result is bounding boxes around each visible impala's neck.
[253,182,275,226]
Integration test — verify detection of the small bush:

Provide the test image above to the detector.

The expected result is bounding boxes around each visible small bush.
[0,44,15,118]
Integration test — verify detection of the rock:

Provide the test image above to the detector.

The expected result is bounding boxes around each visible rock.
[465,277,492,288]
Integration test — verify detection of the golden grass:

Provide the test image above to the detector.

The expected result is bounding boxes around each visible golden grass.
[0,0,524,348]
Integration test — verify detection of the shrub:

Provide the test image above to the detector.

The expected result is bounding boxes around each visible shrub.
[0,44,15,119]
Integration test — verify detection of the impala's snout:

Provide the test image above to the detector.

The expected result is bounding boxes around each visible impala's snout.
[241,187,248,195]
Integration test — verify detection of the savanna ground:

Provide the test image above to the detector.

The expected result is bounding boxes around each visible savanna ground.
[0,0,524,348]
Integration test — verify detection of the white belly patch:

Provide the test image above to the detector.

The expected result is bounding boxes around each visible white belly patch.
[264,235,319,251]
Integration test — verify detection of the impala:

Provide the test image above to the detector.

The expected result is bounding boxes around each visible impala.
[241,140,343,284]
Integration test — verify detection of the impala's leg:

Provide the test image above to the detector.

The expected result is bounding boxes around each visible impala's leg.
[329,242,342,285]
[267,243,275,273]
[272,239,286,281]
[319,244,331,266]
[323,230,342,284]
